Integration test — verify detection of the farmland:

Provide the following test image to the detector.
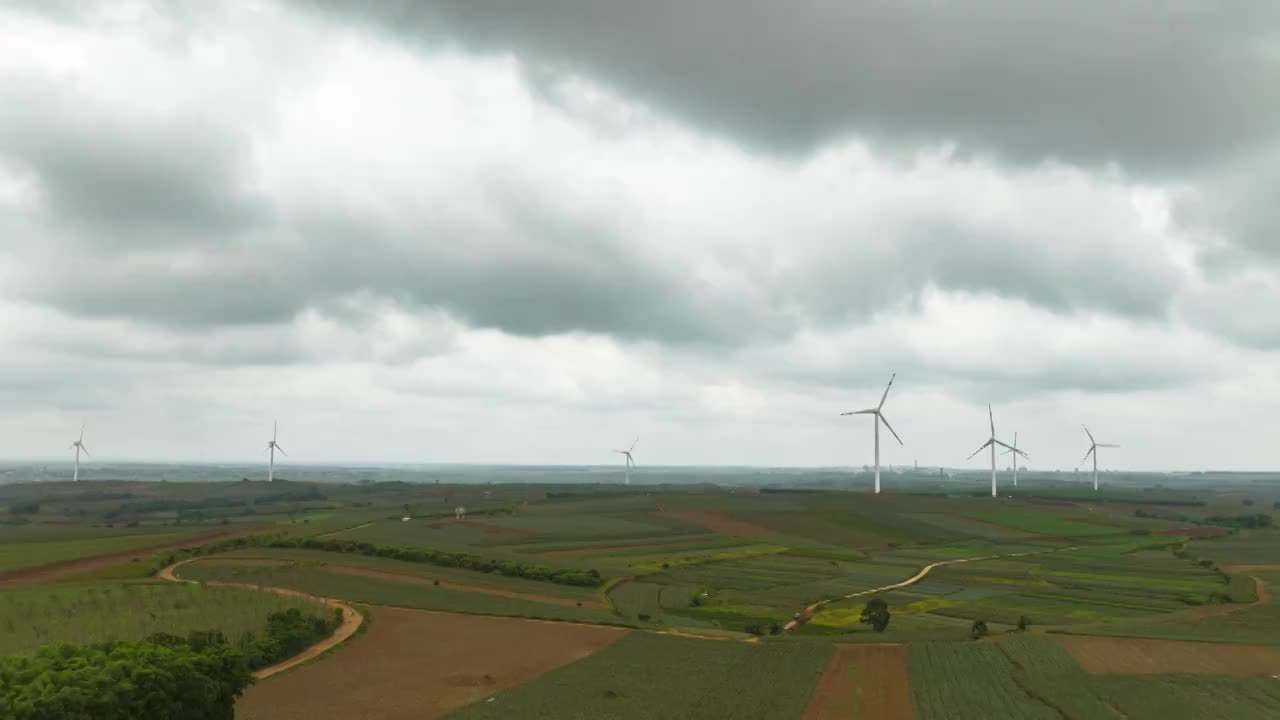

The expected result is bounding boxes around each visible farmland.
[3,473,1278,718]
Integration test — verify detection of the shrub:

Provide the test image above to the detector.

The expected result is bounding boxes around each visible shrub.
[637,613,651,621]
[1243,499,1254,507]
[0,632,252,720]
[744,624,766,637]
[1016,616,1029,632]
[860,598,891,633]
[8,502,39,515]
[970,620,989,640]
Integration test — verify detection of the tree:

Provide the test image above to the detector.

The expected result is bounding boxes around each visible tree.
[1016,616,1029,631]
[970,620,989,640]
[860,597,891,632]
[769,622,782,635]
[1243,499,1255,507]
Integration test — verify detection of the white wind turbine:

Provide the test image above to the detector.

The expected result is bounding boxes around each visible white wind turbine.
[70,424,89,482]
[1001,431,1023,487]
[967,406,1028,497]
[613,438,637,485]
[1080,425,1119,491]
[266,421,287,482]
[841,373,903,494]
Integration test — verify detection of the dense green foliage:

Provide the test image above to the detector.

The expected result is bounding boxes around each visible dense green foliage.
[1204,514,1273,529]
[0,632,253,720]
[860,597,891,632]
[0,582,327,656]
[236,606,342,670]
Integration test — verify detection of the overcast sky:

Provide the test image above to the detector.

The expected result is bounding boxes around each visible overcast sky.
[2,1,1278,472]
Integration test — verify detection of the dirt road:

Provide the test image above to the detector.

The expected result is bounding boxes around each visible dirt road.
[784,546,1079,631]
[158,559,363,680]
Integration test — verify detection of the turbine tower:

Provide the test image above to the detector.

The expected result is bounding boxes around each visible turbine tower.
[70,424,89,482]
[613,438,637,485]
[1080,425,1119,491]
[266,421,287,482]
[967,406,1027,497]
[840,373,904,494]
[1001,431,1023,487]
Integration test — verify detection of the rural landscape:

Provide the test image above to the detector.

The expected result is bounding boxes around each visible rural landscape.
[2,467,1278,718]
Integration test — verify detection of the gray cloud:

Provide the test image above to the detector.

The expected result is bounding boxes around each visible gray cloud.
[292,0,1280,172]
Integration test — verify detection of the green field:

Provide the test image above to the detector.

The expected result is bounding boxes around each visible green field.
[0,581,324,656]
[0,530,202,574]
[445,632,831,720]
[177,560,623,626]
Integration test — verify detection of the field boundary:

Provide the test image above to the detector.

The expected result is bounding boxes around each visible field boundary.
[158,558,363,680]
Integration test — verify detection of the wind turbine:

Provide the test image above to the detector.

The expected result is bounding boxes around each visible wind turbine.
[840,373,903,494]
[266,421,286,482]
[967,406,1027,497]
[613,438,637,485]
[1001,431,1023,487]
[70,424,89,482]
[1080,425,1119,491]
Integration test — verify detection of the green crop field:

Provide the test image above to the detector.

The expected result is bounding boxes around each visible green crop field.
[177,561,622,626]
[909,641,1063,719]
[444,632,831,720]
[968,511,1127,537]
[0,582,323,656]
[0,530,202,574]
[1089,675,1280,720]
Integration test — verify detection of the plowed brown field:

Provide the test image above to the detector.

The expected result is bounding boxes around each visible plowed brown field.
[236,607,628,720]
[802,644,913,720]
[1053,635,1280,675]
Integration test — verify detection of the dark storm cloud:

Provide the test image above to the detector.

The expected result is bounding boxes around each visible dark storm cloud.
[291,0,1280,172]
[0,74,262,241]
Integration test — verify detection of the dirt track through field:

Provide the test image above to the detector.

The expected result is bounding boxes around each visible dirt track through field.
[0,526,268,588]
[1053,635,1280,675]
[784,546,1081,631]
[235,606,628,720]
[802,644,914,720]
[655,509,775,537]
[159,559,363,680]
[428,519,540,536]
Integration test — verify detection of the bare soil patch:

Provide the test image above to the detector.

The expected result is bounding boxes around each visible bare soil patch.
[802,644,913,720]
[0,527,268,588]
[319,564,606,609]
[1053,635,1280,675]
[427,519,539,536]
[236,607,628,720]
[655,509,775,537]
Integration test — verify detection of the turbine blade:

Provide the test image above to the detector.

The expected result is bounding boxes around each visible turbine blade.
[967,439,993,460]
[79,423,85,442]
[840,409,878,416]
[1081,446,1096,466]
[1098,443,1121,448]
[275,445,287,457]
[1083,425,1095,443]
[273,420,278,442]
[993,439,1018,453]
[877,373,896,411]
[630,438,639,452]
[878,414,904,445]
[80,445,90,457]
[988,405,995,436]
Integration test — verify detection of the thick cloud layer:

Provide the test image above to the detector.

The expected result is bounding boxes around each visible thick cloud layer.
[1,0,1277,470]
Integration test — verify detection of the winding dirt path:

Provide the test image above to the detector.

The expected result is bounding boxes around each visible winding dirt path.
[158,559,363,680]
[784,546,1080,631]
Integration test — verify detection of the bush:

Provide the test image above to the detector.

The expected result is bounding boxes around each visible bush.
[744,624,766,637]
[769,622,782,635]
[970,620,989,640]
[234,607,342,671]
[1016,616,1029,631]
[1243,499,1254,506]
[860,598,891,633]
[637,613,651,621]
[0,632,253,720]
[8,502,39,515]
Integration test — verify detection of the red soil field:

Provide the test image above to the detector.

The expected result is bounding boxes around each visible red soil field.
[236,607,628,720]
[802,644,914,720]
[654,509,775,537]
[1053,635,1280,675]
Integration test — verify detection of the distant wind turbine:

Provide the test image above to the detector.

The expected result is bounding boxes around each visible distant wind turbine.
[1080,425,1119,491]
[841,373,904,494]
[614,438,637,485]
[266,421,287,482]
[967,406,1027,497]
[70,424,89,482]
[1001,431,1023,487]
